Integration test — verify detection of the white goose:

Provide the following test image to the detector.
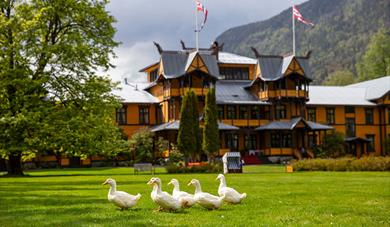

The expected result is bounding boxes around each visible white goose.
[102,178,141,210]
[168,179,196,208]
[216,174,247,204]
[147,177,181,211]
[188,179,224,210]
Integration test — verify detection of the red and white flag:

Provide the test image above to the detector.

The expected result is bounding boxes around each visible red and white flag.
[293,5,314,26]
[195,0,208,31]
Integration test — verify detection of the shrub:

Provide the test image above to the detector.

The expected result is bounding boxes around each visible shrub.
[165,162,223,174]
[292,156,390,171]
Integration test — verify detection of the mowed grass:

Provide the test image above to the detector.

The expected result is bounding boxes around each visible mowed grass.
[0,166,389,226]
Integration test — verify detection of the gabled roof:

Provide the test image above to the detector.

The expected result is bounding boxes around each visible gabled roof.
[257,55,312,81]
[346,76,390,101]
[255,117,332,131]
[307,86,376,106]
[112,83,159,104]
[160,50,219,79]
[216,80,268,105]
[150,120,239,132]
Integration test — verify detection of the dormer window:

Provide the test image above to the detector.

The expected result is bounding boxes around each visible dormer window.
[220,67,249,80]
[150,69,158,82]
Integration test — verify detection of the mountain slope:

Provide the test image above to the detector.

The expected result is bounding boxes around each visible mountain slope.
[216,0,390,84]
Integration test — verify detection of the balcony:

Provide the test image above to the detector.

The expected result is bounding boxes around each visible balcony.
[163,87,209,98]
[259,90,308,100]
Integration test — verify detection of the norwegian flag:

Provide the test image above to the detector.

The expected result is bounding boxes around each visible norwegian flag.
[293,5,314,26]
[195,0,208,31]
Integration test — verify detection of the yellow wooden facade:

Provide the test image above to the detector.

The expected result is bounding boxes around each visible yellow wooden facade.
[117,47,389,159]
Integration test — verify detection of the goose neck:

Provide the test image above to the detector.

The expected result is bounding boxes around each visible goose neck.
[194,183,202,194]
[219,177,227,189]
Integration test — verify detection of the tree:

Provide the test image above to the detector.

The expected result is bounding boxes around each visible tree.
[0,0,124,175]
[177,90,201,163]
[189,91,201,160]
[202,88,219,161]
[318,132,346,158]
[357,29,390,81]
[323,70,357,86]
[129,129,154,163]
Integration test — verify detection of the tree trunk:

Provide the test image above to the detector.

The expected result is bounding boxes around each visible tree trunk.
[7,154,24,176]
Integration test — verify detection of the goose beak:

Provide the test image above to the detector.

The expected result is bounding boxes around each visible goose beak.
[147,179,154,185]
[102,181,107,185]
[187,182,192,186]
[167,181,172,186]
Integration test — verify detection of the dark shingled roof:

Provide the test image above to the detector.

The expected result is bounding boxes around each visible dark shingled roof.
[257,55,312,81]
[161,51,219,79]
[216,80,269,105]
[255,117,332,131]
[150,120,239,132]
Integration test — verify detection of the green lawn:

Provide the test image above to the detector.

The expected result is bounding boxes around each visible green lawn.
[0,166,389,226]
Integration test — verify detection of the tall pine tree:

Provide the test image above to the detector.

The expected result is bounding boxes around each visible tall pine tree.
[177,90,201,163]
[202,88,219,161]
[190,91,201,161]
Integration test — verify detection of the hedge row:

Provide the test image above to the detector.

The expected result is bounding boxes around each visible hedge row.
[165,163,223,173]
[292,157,390,171]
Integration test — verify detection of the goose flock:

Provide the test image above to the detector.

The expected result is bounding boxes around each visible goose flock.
[102,174,246,211]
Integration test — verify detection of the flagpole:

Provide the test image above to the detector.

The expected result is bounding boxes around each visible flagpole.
[195,7,199,51]
[292,5,296,56]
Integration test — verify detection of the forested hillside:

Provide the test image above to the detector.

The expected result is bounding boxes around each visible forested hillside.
[216,0,390,84]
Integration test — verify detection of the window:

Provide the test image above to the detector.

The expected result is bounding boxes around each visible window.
[326,108,335,124]
[219,67,249,80]
[251,106,260,119]
[281,134,292,148]
[271,133,280,148]
[239,106,248,119]
[245,135,257,150]
[218,105,225,119]
[139,106,149,124]
[260,106,270,120]
[150,69,158,82]
[275,105,286,119]
[308,134,317,148]
[169,101,174,120]
[271,133,291,148]
[227,106,236,119]
[365,108,374,125]
[307,108,316,122]
[345,118,355,137]
[116,106,127,125]
[225,134,238,150]
[388,108,390,124]
[366,134,375,152]
[345,106,355,114]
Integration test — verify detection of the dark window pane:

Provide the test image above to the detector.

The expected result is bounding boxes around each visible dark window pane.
[227,106,236,119]
[218,105,225,120]
[346,118,355,137]
[326,108,335,125]
[307,108,316,122]
[366,134,375,152]
[116,106,127,125]
[365,108,373,125]
[251,106,260,119]
[345,106,355,114]
[219,67,249,80]
[139,106,149,124]
[239,106,248,119]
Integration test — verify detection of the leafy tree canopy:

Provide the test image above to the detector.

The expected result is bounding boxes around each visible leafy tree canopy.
[0,0,126,175]
[357,28,390,81]
[323,70,357,86]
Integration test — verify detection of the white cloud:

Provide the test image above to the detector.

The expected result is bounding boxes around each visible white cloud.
[107,43,160,83]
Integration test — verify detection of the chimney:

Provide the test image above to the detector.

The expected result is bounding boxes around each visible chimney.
[211,41,219,60]
[124,78,128,85]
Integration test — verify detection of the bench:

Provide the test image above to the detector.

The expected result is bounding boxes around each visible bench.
[134,163,154,175]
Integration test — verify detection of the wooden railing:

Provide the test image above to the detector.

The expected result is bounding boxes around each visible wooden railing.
[163,87,209,98]
[259,90,308,100]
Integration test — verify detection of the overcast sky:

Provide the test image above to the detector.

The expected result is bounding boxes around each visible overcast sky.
[105,0,307,83]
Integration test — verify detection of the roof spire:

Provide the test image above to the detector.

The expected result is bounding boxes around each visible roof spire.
[153,41,163,54]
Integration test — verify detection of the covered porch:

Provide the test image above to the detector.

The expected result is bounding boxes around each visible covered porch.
[255,117,333,159]
[150,120,239,158]
[344,137,370,158]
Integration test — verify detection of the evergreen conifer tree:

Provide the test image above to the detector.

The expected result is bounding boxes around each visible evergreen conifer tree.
[202,88,219,161]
